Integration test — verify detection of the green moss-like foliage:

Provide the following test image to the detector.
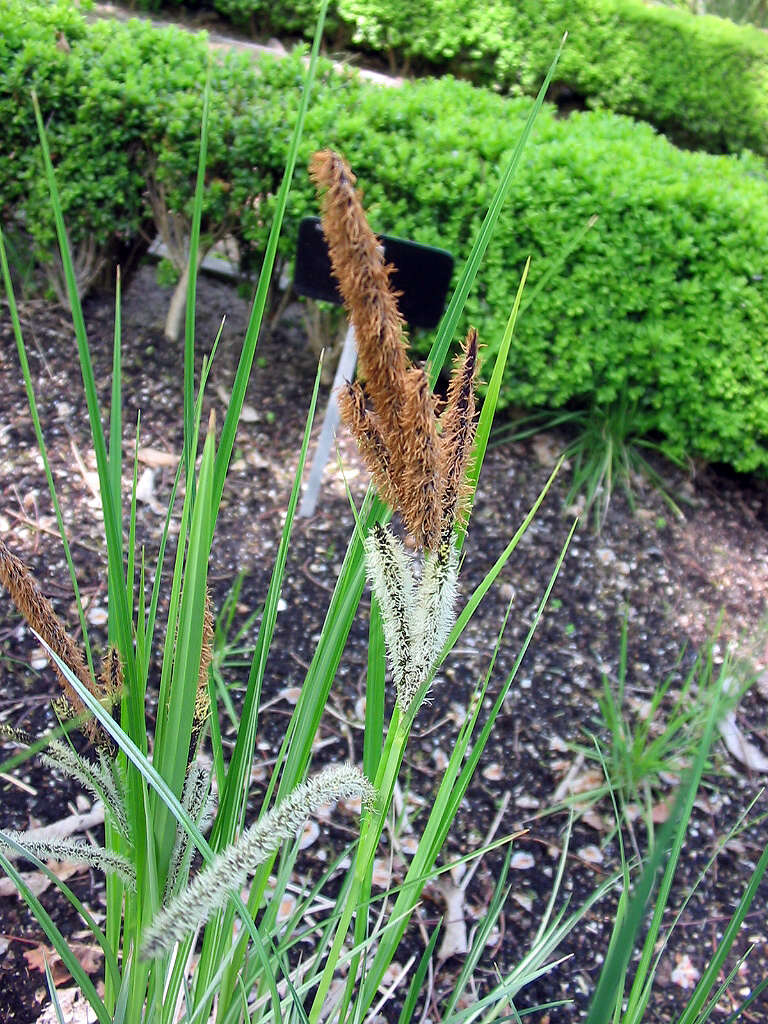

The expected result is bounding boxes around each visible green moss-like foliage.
[203,0,768,157]
[4,1,768,474]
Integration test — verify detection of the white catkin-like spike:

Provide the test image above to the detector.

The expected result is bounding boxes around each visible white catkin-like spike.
[401,540,459,713]
[0,830,136,890]
[364,524,417,704]
[165,762,213,901]
[95,750,130,841]
[38,740,129,842]
[141,763,375,959]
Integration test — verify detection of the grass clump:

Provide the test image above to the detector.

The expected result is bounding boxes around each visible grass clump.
[1,14,766,1022]
[0,25,599,1022]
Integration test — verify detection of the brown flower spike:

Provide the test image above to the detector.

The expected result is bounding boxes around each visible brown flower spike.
[310,150,479,551]
[0,537,104,741]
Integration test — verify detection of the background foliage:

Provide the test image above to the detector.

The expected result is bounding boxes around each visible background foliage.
[131,0,768,157]
[4,0,768,475]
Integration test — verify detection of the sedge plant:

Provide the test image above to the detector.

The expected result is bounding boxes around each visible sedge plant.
[1,17,758,1022]
[0,15,607,1023]
[584,662,768,1024]
[494,393,688,532]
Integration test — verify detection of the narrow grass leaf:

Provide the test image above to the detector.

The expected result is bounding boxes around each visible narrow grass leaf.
[397,921,442,1024]
[30,91,135,712]
[0,845,110,1023]
[674,838,768,1024]
[360,521,576,1015]
[32,640,268,959]
[107,266,124,646]
[183,62,211,497]
[211,0,331,519]
[199,360,324,1015]
[364,598,387,780]
[43,955,67,1024]
[440,459,563,666]
[457,259,530,548]
[585,670,726,1024]
[152,414,217,878]
[213,356,323,847]
[0,223,96,677]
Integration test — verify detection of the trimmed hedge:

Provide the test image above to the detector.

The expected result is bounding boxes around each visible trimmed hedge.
[284,77,768,474]
[4,1,768,474]
[0,2,292,299]
[201,0,768,158]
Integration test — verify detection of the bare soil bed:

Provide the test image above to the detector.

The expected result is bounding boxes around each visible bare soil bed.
[1,266,768,1022]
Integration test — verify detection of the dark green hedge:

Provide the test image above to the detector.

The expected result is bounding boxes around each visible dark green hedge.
[4,1,768,474]
[285,77,768,474]
[158,0,768,158]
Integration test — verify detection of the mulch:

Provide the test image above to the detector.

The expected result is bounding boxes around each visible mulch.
[1,264,767,1021]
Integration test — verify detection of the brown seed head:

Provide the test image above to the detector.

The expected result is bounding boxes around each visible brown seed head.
[193,590,214,732]
[310,150,408,439]
[438,327,480,537]
[0,537,102,741]
[311,151,480,550]
[338,380,398,510]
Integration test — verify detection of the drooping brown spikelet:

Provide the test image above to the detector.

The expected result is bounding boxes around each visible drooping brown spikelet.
[399,368,441,549]
[338,380,398,510]
[0,537,101,740]
[0,723,33,746]
[437,328,479,538]
[96,646,123,752]
[193,590,214,731]
[309,150,408,441]
[99,645,123,699]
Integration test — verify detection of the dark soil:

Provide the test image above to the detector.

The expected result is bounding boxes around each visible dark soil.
[1,266,768,1022]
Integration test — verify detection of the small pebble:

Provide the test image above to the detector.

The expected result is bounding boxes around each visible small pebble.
[299,820,319,850]
[579,845,604,865]
[510,851,535,870]
[87,606,108,626]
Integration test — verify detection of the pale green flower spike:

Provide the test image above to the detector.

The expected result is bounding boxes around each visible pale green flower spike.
[0,829,136,890]
[38,738,129,841]
[164,761,215,902]
[365,523,459,713]
[363,524,417,694]
[141,763,375,959]
[413,539,459,677]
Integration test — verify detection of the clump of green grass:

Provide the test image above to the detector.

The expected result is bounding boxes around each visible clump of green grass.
[0,17,599,1022]
[566,619,733,850]
[1,11,766,1021]
[495,393,689,531]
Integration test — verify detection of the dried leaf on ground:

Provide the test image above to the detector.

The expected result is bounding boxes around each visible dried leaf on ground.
[719,712,768,773]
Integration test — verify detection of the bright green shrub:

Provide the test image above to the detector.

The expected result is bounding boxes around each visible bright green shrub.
[468,0,768,156]
[270,76,768,474]
[1,2,277,306]
[5,3,768,473]
[1,2,173,296]
[0,0,92,218]
[224,51,365,274]
[215,0,333,36]
[209,0,768,157]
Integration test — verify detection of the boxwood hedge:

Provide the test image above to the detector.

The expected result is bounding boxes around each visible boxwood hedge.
[172,0,768,158]
[4,1,768,474]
